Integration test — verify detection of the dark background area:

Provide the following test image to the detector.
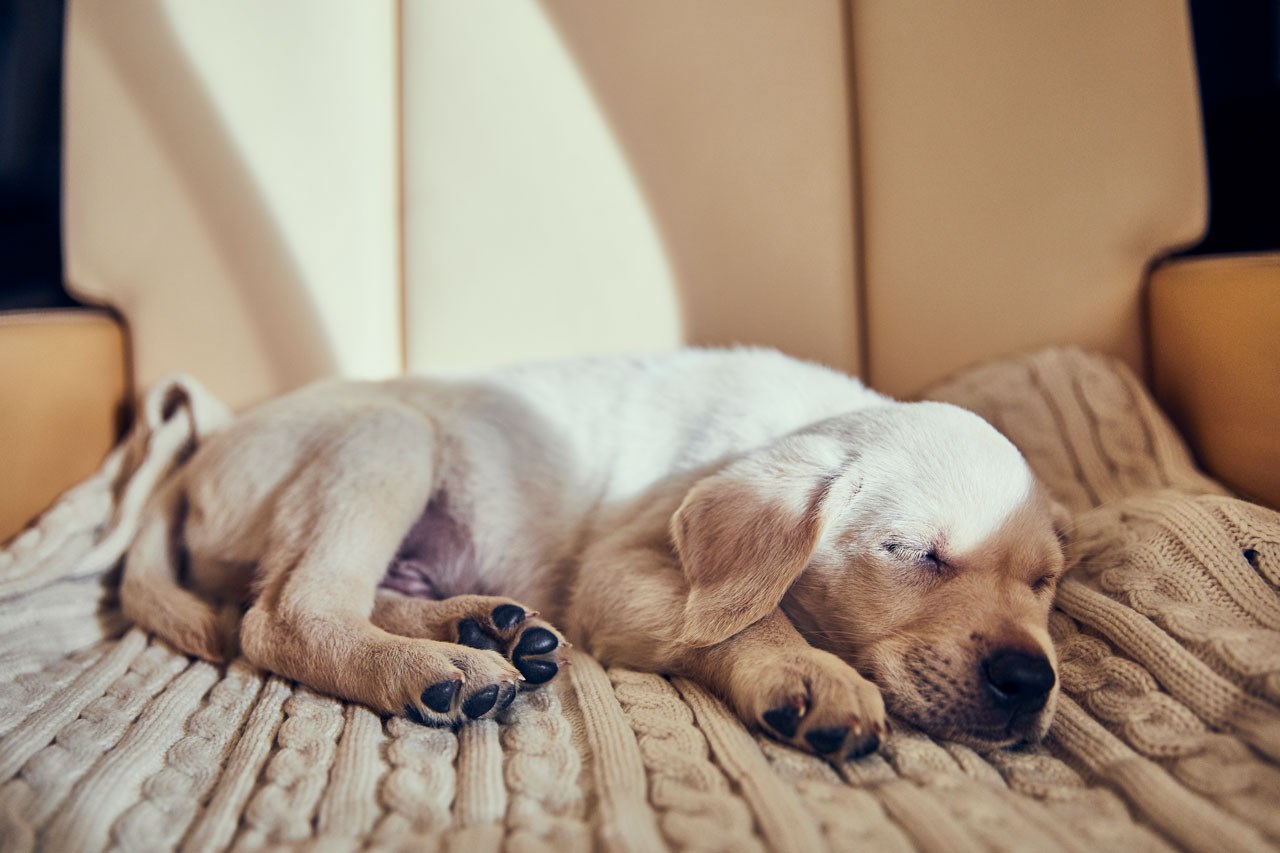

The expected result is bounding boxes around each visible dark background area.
[1,1,1278,311]
[1,0,72,310]
[1184,0,1280,255]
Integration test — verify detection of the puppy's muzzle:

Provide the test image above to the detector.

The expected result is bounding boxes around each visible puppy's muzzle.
[981,649,1056,716]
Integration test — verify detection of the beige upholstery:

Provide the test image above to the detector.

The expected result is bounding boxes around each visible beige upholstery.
[63,1,1206,404]
[63,0,400,411]
[852,0,1206,394]
[402,2,859,375]
[400,2,686,375]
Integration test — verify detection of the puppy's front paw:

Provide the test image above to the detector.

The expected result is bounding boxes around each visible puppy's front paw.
[748,648,888,761]
[451,601,570,687]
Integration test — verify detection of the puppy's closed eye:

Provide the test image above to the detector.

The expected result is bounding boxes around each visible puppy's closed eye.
[1030,573,1057,594]
[881,541,946,570]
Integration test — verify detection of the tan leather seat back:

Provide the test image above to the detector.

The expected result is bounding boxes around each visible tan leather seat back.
[64,1,1206,407]
[401,2,859,377]
[852,0,1206,393]
[64,1,401,410]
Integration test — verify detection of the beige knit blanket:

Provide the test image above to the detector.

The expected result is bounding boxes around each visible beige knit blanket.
[1,349,1278,852]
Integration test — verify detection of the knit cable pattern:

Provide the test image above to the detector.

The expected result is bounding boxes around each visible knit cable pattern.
[0,348,1277,851]
[501,680,588,853]
[608,668,760,852]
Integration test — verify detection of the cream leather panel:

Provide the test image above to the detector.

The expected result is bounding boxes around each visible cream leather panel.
[63,0,400,411]
[0,311,127,543]
[852,0,1206,396]
[402,1,860,374]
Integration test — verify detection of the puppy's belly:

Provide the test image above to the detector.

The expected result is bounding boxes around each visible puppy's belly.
[379,496,481,600]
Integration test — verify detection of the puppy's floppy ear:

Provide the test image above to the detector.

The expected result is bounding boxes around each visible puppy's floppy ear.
[1049,499,1079,571]
[672,431,857,647]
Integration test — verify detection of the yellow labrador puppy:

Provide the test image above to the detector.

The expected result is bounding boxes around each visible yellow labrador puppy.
[122,348,1070,760]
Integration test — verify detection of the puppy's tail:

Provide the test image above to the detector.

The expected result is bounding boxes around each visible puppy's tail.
[120,475,233,663]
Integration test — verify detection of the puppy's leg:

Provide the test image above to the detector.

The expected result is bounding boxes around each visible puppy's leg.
[675,609,887,760]
[372,591,570,686]
[573,534,886,760]
[238,405,520,727]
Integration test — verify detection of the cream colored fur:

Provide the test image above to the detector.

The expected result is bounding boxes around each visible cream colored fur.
[120,347,1069,757]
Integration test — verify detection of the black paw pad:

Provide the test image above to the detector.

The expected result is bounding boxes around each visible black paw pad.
[491,604,527,631]
[462,684,501,718]
[762,705,801,739]
[458,618,502,652]
[804,726,848,755]
[421,680,460,713]
[514,627,559,658]
[846,733,881,760]
[516,657,559,684]
[497,683,518,712]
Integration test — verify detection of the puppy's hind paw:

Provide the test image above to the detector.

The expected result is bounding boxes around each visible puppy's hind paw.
[511,626,563,684]
[453,602,570,688]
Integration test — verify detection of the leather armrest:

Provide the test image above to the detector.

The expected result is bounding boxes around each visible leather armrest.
[1149,253,1280,508]
[0,309,129,542]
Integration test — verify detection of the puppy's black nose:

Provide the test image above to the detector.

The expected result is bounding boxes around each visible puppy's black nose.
[982,650,1055,713]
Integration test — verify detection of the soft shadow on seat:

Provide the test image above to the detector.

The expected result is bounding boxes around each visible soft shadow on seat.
[536,1,862,374]
[70,1,336,395]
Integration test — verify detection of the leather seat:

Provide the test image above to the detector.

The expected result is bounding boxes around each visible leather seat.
[4,0,1273,539]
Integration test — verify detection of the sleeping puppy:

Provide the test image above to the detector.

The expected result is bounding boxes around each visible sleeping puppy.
[121,347,1070,760]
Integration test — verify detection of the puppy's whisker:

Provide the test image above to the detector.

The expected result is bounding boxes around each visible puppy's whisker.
[797,625,869,641]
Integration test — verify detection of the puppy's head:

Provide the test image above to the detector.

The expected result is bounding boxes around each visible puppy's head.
[673,402,1071,748]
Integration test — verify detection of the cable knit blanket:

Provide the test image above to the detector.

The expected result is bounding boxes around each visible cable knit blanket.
[1,348,1278,852]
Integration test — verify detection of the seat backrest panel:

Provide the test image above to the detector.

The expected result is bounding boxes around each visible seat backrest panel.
[64,0,400,410]
[401,1,860,376]
[63,0,1206,405]
[853,0,1206,394]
